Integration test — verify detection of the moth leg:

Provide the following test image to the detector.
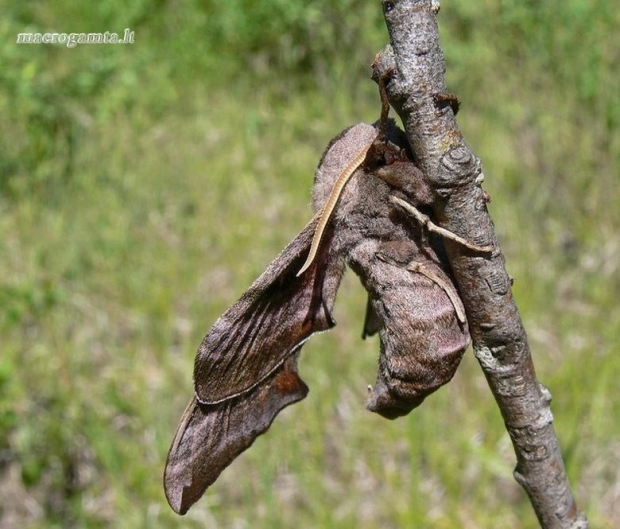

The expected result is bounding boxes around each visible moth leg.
[377,69,393,138]
[376,252,466,325]
[433,92,461,116]
[370,51,397,139]
[406,262,466,324]
[390,195,493,254]
[362,295,382,338]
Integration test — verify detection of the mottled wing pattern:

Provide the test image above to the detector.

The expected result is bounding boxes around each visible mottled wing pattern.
[193,217,345,404]
[164,356,308,514]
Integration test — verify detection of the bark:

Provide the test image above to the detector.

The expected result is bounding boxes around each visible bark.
[372,1,588,527]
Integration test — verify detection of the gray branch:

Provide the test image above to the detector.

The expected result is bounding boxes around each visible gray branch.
[372,1,587,527]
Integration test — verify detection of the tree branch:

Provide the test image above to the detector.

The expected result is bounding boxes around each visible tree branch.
[372,1,587,527]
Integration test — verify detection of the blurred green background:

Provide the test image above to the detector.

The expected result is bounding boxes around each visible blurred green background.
[1,0,618,527]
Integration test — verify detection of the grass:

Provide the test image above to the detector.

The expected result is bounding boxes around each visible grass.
[1,1,619,527]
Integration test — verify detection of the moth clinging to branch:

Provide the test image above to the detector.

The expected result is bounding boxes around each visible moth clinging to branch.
[164,91,490,515]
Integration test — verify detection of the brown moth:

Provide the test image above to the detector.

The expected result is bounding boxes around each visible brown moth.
[164,120,472,515]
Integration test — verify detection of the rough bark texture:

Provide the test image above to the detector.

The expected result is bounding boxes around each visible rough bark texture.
[372,1,588,527]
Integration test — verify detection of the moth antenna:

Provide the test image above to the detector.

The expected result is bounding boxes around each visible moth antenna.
[297,73,396,278]
[297,140,374,276]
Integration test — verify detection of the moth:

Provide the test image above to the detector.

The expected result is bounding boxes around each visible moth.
[164,118,480,515]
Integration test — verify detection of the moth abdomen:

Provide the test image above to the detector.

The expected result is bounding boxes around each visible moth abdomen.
[363,261,470,420]
[366,325,468,420]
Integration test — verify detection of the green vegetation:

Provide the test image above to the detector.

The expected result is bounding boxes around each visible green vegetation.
[1,1,618,527]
